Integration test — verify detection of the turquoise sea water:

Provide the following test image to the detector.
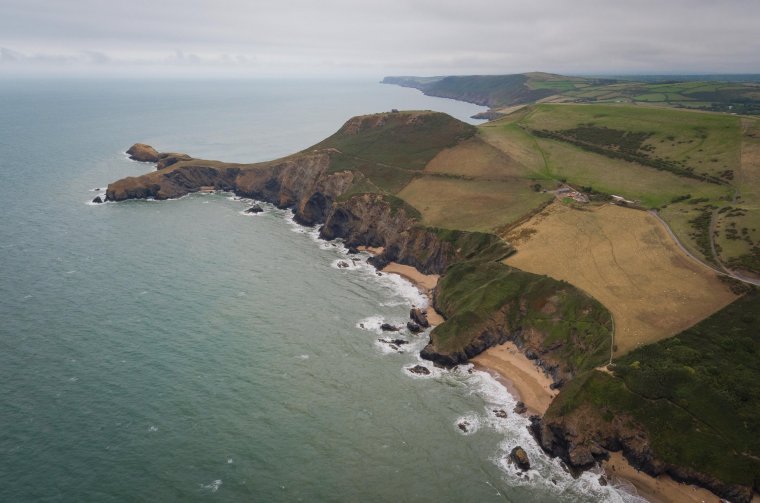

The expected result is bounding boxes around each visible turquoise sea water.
[0,79,645,502]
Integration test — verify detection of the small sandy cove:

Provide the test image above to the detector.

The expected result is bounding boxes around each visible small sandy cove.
[472,342,558,414]
[357,246,443,325]
[359,246,741,503]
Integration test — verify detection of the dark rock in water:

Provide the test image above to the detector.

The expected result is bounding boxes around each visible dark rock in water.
[347,246,359,254]
[337,261,350,269]
[549,378,565,390]
[407,365,430,375]
[244,204,264,214]
[380,323,399,332]
[513,401,527,414]
[410,307,429,328]
[378,338,408,346]
[510,446,531,471]
[493,409,508,419]
[598,475,608,486]
[92,196,103,204]
[126,143,160,163]
[407,321,422,333]
[458,421,470,433]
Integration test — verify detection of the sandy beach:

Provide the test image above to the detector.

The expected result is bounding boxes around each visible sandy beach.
[472,342,557,414]
[603,452,732,503]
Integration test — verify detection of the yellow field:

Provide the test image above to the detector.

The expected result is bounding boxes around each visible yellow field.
[503,202,737,356]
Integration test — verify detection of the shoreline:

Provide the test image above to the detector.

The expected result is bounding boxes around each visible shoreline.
[357,246,444,326]
[471,342,557,414]
[358,245,728,503]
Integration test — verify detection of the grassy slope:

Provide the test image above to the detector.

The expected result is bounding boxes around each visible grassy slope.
[316,111,477,193]
[481,103,759,274]
[432,260,612,373]
[547,292,760,489]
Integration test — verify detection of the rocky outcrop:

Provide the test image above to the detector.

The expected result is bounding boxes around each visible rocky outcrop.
[126,143,159,163]
[156,153,192,170]
[410,308,429,328]
[510,446,531,471]
[531,407,755,503]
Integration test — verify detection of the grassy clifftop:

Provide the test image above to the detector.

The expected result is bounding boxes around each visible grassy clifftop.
[545,291,760,497]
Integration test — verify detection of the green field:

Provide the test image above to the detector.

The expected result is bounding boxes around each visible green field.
[546,292,760,491]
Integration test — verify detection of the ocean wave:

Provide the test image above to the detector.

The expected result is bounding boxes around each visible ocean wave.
[446,365,647,503]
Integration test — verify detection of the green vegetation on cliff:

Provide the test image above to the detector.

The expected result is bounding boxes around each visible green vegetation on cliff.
[547,291,760,490]
[430,260,612,374]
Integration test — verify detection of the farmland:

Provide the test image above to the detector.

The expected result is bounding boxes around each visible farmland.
[503,203,737,355]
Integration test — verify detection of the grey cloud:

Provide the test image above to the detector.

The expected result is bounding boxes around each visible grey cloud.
[0,0,758,76]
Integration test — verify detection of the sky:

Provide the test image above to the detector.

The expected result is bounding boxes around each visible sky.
[1,0,759,77]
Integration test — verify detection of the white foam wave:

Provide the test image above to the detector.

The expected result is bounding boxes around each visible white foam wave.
[200,479,222,493]
[443,365,648,502]
[455,413,481,435]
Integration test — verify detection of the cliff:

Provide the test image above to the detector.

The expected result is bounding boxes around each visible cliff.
[106,112,612,378]
[112,111,760,499]
[530,292,760,503]
[382,74,556,108]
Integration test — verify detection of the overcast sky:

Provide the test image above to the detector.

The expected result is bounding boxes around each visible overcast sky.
[1,0,759,77]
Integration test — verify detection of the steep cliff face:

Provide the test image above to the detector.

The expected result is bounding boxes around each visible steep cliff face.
[532,401,755,503]
[419,261,613,376]
[320,194,459,275]
[107,147,354,227]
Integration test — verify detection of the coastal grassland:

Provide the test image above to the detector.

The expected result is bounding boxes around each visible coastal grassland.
[522,103,742,182]
[398,176,552,232]
[503,203,737,355]
[532,136,730,207]
[317,111,476,193]
[385,72,760,114]
[430,260,612,374]
[423,136,529,179]
[547,292,760,492]
[481,112,731,207]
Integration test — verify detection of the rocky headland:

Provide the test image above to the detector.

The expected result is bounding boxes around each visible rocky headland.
[106,110,757,502]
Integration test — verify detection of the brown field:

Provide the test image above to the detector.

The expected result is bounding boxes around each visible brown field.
[503,202,737,356]
[398,176,551,232]
[425,136,528,179]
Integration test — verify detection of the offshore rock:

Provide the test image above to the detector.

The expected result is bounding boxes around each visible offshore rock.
[244,204,263,214]
[410,307,429,328]
[407,365,430,375]
[407,321,422,333]
[510,446,531,471]
[92,196,103,204]
[126,143,159,163]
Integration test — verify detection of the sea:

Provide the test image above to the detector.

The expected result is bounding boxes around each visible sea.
[0,78,646,502]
